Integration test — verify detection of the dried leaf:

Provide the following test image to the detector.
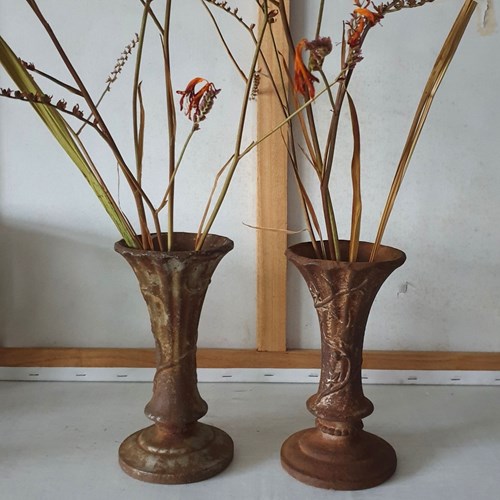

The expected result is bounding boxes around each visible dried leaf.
[371,0,477,261]
[346,91,362,263]
[0,36,138,248]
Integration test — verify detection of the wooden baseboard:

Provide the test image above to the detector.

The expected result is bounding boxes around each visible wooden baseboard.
[0,348,499,371]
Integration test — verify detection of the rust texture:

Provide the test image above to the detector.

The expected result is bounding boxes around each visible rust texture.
[115,232,234,484]
[281,240,406,490]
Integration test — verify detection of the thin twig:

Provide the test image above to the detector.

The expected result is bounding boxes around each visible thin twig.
[201,0,247,82]
[156,125,198,214]
[22,63,81,95]
[195,6,272,250]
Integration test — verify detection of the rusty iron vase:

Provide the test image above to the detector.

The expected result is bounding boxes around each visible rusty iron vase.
[281,240,406,490]
[115,232,234,484]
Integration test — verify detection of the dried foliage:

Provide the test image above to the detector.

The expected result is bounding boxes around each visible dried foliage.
[0,0,477,258]
[0,0,277,251]
[258,0,476,261]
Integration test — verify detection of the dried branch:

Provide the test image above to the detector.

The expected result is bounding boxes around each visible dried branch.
[21,60,81,95]
[201,0,248,82]
[203,0,257,33]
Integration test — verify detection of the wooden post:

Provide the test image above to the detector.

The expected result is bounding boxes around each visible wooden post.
[256,0,290,352]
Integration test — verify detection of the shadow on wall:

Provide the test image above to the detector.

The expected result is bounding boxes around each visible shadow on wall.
[0,222,150,348]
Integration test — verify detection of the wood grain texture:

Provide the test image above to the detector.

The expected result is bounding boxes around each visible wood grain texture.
[256,0,290,352]
[1,348,499,370]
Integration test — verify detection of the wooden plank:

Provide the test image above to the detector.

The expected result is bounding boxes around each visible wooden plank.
[256,0,290,352]
[1,348,499,371]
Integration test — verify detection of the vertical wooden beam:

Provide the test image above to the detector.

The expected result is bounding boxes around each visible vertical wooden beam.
[256,1,290,352]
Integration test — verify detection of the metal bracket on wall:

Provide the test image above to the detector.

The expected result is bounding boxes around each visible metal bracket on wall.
[1,367,500,385]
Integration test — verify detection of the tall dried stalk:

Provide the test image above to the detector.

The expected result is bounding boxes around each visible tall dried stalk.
[254,0,475,263]
[1,1,279,252]
[1,0,477,257]
[370,0,477,262]
[0,37,140,248]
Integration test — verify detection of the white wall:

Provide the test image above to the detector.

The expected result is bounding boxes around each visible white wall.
[0,0,258,348]
[287,0,500,351]
[1,1,499,353]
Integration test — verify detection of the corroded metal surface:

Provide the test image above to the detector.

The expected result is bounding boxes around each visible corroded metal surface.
[281,240,406,490]
[115,232,234,484]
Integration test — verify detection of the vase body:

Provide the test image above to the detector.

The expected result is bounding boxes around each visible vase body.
[281,240,406,490]
[115,232,234,484]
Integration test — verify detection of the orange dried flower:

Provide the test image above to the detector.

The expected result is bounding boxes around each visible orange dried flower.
[354,6,382,25]
[348,1,383,48]
[294,39,319,98]
[177,77,220,122]
[348,17,365,47]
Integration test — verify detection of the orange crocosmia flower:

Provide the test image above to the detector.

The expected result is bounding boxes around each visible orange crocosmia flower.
[348,18,365,47]
[354,7,381,25]
[176,77,219,121]
[294,38,319,98]
[177,77,206,114]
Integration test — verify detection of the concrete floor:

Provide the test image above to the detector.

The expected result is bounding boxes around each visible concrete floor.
[1,382,499,499]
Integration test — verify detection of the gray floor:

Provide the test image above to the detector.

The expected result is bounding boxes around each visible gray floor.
[1,382,499,499]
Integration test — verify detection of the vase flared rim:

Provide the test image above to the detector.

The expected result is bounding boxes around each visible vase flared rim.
[115,232,234,259]
[286,240,406,267]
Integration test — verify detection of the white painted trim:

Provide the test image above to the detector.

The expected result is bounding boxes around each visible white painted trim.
[1,367,500,385]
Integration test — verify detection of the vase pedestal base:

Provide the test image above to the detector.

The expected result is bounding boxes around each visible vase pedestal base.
[119,422,233,484]
[281,427,397,490]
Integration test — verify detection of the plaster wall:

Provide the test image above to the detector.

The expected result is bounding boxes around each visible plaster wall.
[0,0,257,348]
[1,0,498,352]
[287,0,500,351]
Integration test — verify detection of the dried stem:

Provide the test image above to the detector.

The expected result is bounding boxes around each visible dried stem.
[370,0,477,261]
[315,0,326,38]
[156,125,198,215]
[21,61,81,95]
[162,0,177,251]
[133,1,153,249]
[25,0,156,246]
[138,0,163,32]
[195,6,272,250]
[201,0,247,82]
[77,34,139,136]
[204,0,257,33]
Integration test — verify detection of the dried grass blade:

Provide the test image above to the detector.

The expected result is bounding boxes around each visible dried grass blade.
[195,156,233,247]
[370,0,477,262]
[0,36,139,248]
[290,158,325,258]
[346,91,361,263]
[341,22,347,70]
[137,82,146,184]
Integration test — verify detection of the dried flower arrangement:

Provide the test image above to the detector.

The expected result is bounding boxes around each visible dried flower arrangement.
[0,0,279,251]
[259,0,477,262]
[0,0,477,259]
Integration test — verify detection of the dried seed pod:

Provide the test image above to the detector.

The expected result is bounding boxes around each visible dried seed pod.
[249,69,261,101]
[105,33,140,87]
